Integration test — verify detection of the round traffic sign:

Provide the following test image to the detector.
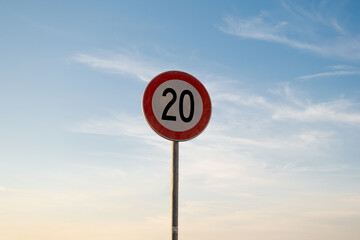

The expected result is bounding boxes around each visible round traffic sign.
[143,71,211,141]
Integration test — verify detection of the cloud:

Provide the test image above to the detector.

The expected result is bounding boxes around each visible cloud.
[215,85,360,125]
[219,4,360,60]
[213,93,271,108]
[272,100,360,124]
[67,114,167,150]
[67,49,359,197]
[72,51,170,82]
[71,50,232,87]
[328,65,356,70]
[68,114,149,138]
[68,84,349,192]
[63,81,360,231]
[219,15,322,53]
[297,65,360,80]
[178,129,336,192]
[297,70,360,80]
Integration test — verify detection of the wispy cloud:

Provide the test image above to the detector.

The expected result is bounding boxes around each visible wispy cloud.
[68,44,359,200]
[215,86,360,125]
[328,65,356,70]
[67,113,167,150]
[218,3,360,60]
[67,84,354,187]
[68,114,150,138]
[297,65,360,80]
[219,15,322,53]
[72,51,171,82]
[272,101,360,124]
[298,70,360,80]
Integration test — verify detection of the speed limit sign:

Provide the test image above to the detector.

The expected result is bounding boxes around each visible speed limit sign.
[142,71,211,141]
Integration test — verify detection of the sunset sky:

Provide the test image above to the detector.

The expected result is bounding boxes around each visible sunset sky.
[1,1,360,239]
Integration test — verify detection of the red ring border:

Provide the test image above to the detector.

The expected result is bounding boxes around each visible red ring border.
[142,71,211,141]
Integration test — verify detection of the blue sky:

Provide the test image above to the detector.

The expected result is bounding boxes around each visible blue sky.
[1,1,360,239]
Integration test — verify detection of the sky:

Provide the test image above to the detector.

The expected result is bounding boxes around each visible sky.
[0,0,360,239]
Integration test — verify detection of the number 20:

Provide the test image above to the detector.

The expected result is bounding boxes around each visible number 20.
[161,88,194,123]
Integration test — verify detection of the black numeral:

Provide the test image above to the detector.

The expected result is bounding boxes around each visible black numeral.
[161,88,177,121]
[179,90,194,122]
[161,88,195,123]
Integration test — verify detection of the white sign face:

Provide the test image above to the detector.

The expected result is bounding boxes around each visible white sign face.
[152,80,203,132]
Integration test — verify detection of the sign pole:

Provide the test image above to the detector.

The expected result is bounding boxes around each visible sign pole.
[143,71,211,240]
[171,141,179,240]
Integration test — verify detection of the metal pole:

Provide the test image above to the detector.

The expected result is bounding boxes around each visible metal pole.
[171,141,179,240]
